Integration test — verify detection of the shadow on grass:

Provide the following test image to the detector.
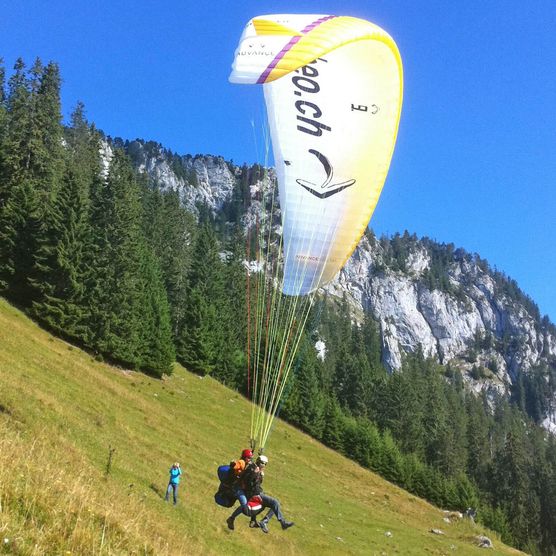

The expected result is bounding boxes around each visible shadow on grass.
[150,483,165,499]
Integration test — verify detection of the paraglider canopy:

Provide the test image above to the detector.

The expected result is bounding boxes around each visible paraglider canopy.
[229,13,403,452]
[230,14,403,296]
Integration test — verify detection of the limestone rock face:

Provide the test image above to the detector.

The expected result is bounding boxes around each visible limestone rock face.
[127,143,556,431]
[327,234,556,424]
[125,141,237,215]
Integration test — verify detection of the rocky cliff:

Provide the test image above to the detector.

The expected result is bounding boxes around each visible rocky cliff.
[331,233,556,429]
[118,140,556,431]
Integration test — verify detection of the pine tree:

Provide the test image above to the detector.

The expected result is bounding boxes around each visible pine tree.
[136,246,175,376]
[0,59,65,305]
[353,418,382,470]
[452,472,479,510]
[0,58,5,247]
[379,430,405,485]
[0,58,35,297]
[539,437,556,553]
[0,58,6,146]
[479,505,513,546]
[283,336,325,438]
[212,227,248,387]
[419,358,452,474]
[385,360,425,458]
[361,313,382,370]
[330,299,357,411]
[491,418,533,549]
[85,149,145,366]
[321,398,345,452]
[441,384,467,477]
[30,164,86,335]
[402,453,430,499]
[465,394,490,487]
[141,184,195,348]
[32,61,64,204]
[29,104,99,337]
[341,326,375,417]
[178,219,224,374]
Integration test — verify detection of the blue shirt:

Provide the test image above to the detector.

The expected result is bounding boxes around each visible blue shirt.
[169,466,182,484]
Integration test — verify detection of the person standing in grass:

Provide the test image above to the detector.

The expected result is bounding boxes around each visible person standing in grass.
[165,462,182,505]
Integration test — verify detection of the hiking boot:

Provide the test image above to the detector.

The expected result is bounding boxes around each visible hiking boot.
[259,520,269,534]
[249,519,259,528]
[226,517,235,531]
[281,520,294,530]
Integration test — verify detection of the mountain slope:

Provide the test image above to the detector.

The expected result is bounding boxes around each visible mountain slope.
[0,298,523,555]
[119,140,556,431]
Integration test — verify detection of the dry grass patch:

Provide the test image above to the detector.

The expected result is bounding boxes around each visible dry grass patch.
[0,420,193,555]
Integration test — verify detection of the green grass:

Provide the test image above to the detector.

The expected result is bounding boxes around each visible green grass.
[0,297,525,555]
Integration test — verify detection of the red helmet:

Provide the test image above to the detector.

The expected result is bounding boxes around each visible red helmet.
[241,449,253,459]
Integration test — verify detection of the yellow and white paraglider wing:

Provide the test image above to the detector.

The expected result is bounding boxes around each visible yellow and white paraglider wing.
[230,14,402,451]
[230,14,403,296]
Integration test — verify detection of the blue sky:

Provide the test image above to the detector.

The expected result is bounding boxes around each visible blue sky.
[2,1,555,321]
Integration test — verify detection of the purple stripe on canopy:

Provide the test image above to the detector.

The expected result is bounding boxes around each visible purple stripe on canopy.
[257,15,337,84]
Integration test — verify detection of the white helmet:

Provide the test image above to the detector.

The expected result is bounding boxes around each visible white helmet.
[257,455,269,465]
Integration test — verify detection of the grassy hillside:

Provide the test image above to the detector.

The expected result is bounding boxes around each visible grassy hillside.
[0,298,525,556]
